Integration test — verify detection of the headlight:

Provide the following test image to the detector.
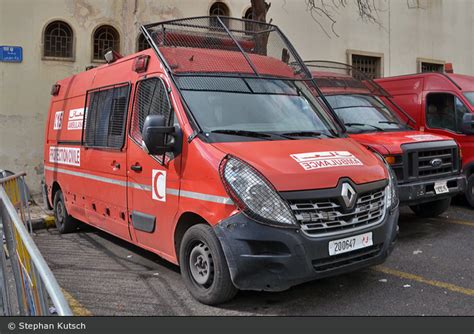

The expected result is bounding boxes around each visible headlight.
[219,156,297,227]
[370,151,399,209]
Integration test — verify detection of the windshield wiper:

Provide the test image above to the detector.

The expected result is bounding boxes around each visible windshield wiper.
[344,123,384,131]
[209,129,274,140]
[378,120,401,125]
[281,131,334,138]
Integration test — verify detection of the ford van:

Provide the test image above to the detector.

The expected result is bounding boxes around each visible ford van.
[43,17,399,305]
[306,61,465,217]
[376,72,474,207]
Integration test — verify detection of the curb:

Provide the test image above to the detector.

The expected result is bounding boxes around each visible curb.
[31,215,56,231]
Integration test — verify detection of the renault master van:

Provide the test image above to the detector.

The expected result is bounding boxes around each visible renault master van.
[376,72,474,207]
[306,61,465,217]
[43,17,399,305]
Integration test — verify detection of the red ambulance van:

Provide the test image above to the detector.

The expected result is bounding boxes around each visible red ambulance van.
[375,72,474,207]
[306,61,465,217]
[43,17,399,304]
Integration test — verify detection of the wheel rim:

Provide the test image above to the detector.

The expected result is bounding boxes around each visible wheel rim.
[56,200,65,225]
[189,242,214,287]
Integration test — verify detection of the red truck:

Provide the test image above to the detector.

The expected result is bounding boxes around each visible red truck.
[376,72,474,207]
[306,61,465,217]
[43,17,399,304]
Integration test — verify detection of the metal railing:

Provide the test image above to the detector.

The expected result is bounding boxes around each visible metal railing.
[0,172,72,315]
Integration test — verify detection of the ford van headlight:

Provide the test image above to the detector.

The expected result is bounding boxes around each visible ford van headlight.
[219,156,297,227]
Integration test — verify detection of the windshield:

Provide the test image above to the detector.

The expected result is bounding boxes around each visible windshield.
[463,92,474,108]
[177,77,339,141]
[324,94,407,133]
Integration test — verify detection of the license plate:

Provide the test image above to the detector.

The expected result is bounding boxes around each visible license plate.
[328,232,373,256]
[434,180,449,194]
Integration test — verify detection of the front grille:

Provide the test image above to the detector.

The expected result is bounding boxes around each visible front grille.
[398,141,459,183]
[289,187,386,237]
[414,148,455,178]
[312,244,382,272]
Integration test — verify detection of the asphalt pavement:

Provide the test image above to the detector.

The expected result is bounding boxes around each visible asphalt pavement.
[32,202,474,316]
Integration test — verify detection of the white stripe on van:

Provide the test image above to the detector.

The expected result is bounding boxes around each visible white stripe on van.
[44,166,233,205]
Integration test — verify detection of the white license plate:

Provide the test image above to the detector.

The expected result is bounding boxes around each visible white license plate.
[434,180,449,194]
[328,232,373,256]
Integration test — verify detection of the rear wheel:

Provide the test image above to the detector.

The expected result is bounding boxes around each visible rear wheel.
[53,190,78,234]
[465,174,474,208]
[409,197,451,218]
[179,224,237,305]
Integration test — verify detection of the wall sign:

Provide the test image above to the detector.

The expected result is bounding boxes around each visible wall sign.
[0,46,23,63]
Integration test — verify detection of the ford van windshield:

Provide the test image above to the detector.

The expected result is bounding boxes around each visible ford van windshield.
[325,94,408,133]
[176,76,339,141]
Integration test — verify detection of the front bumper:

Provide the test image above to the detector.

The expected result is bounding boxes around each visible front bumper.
[397,175,466,206]
[214,206,399,292]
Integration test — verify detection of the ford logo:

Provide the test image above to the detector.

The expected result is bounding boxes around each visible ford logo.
[430,158,443,168]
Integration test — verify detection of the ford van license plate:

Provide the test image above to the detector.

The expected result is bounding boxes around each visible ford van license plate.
[329,232,373,256]
[434,180,449,194]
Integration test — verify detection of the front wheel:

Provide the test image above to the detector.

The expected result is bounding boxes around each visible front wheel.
[465,174,474,208]
[179,224,237,305]
[409,197,451,218]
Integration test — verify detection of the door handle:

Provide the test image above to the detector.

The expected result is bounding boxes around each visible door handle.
[131,164,142,172]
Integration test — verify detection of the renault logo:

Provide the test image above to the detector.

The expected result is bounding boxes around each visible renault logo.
[341,183,357,210]
[430,158,443,168]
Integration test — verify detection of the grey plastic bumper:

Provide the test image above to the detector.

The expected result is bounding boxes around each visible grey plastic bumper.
[214,206,399,292]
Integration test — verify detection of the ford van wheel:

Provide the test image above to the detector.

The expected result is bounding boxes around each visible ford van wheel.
[466,174,474,208]
[53,190,78,234]
[409,198,451,218]
[180,224,237,305]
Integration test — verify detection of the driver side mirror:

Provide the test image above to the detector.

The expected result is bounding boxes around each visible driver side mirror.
[142,114,176,155]
[460,113,474,134]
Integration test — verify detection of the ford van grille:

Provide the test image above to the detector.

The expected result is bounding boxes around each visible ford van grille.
[398,141,459,183]
[288,187,386,237]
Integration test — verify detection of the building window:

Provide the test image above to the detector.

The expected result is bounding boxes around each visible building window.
[137,33,150,52]
[210,2,230,27]
[93,25,120,61]
[43,21,74,59]
[351,53,382,79]
[243,7,255,33]
[418,59,445,73]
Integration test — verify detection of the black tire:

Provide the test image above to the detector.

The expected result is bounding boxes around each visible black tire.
[465,174,474,208]
[53,190,78,234]
[179,224,237,305]
[409,197,451,218]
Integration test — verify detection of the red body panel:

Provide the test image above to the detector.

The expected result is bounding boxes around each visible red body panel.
[376,73,474,173]
[44,48,389,265]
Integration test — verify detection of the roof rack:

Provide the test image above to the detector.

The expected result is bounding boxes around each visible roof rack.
[141,16,313,80]
[304,60,416,125]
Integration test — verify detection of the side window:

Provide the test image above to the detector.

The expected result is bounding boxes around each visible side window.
[426,93,468,133]
[84,84,130,149]
[130,77,173,162]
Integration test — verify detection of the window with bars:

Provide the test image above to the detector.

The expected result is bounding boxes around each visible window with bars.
[137,33,150,52]
[84,84,130,149]
[421,62,444,73]
[210,2,230,27]
[93,25,120,61]
[43,21,74,59]
[351,54,382,79]
[130,78,173,163]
